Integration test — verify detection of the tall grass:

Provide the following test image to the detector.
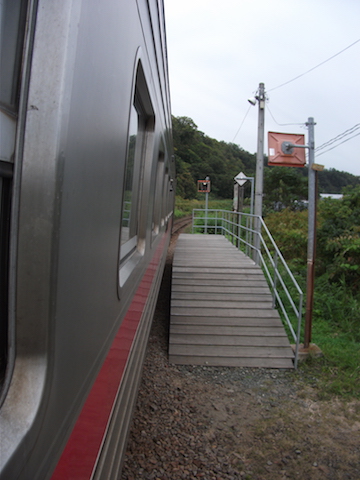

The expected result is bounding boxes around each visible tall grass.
[175,197,233,218]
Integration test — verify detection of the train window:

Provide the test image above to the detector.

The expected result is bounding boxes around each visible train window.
[0,0,28,163]
[119,62,155,284]
[0,0,27,393]
[0,0,28,111]
[120,103,141,255]
[0,169,12,389]
[161,167,169,227]
[152,151,165,237]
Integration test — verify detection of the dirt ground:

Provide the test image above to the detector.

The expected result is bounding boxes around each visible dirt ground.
[121,235,360,480]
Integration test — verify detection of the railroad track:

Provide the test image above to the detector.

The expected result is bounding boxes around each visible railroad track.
[172,215,192,236]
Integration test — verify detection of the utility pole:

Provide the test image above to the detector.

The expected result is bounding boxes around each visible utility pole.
[253,82,265,263]
[304,118,316,348]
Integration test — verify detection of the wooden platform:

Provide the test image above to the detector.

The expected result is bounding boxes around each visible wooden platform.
[169,234,294,369]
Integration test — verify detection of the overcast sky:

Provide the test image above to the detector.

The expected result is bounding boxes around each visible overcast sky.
[164,0,360,176]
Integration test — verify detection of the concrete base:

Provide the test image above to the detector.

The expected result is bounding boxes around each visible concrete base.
[291,343,323,362]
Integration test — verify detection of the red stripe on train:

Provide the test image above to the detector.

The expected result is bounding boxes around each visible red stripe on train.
[51,233,168,479]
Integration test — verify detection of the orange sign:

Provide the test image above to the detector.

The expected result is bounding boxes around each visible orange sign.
[268,131,306,167]
[197,180,210,193]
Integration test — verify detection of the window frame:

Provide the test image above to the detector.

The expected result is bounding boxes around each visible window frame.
[118,59,155,289]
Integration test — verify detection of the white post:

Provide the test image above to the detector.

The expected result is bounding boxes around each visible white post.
[304,118,316,348]
[254,82,265,264]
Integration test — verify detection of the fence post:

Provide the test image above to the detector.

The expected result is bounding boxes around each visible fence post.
[272,250,278,308]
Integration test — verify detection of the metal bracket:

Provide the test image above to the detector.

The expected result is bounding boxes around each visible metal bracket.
[281,141,309,155]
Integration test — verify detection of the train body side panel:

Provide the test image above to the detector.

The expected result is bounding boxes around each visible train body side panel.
[0,0,174,478]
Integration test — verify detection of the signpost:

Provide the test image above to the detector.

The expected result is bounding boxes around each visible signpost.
[234,172,254,215]
[234,172,255,253]
[198,176,210,233]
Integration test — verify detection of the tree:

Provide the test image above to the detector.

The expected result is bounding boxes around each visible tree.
[172,116,256,199]
[263,167,308,211]
[175,156,197,199]
[317,185,360,290]
[171,115,358,201]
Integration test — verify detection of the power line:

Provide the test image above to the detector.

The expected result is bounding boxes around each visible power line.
[316,132,360,157]
[316,124,360,152]
[316,123,360,152]
[268,38,360,93]
[266,104,305,127]
[232,104,251,142]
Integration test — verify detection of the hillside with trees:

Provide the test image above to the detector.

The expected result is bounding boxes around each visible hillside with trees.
[172,115,359,208]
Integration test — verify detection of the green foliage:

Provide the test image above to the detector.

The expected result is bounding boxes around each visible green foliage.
[313,275,360,342]
[287,165,359,194]
[172,115,256,199]
[318,168,359,193]
[175,197,232,219]
[317,185,360,291]
[264,208,308,264]
[265,187,360,398]
[264,167,308,211]
[175,156,197,199]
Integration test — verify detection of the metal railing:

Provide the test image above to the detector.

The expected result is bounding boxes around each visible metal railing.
[192,209,303,368]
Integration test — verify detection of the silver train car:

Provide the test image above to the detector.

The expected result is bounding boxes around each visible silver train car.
[0,0,175,478]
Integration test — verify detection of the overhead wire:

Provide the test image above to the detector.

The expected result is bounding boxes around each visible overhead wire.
[232,38,360,145]
[315,123,360,152]
[266,104,305,127]
[316,132,360,157]
[268,38,360,93]
[232,104,252,142]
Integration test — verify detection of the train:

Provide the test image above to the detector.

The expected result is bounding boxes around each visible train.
[0,0,175,478]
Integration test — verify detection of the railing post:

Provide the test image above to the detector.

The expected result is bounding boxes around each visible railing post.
[254,217,262,265]
[245,217,251,256]
[294,293,303,369]
[272,251,278,308]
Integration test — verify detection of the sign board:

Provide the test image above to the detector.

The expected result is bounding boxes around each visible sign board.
[197,179,210,193]
[268,131,306,167]
[234,171,247,187]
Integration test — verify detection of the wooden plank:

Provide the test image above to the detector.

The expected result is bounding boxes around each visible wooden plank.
[171,285,272,294]
[171,292,272,301]
[171,309,282,320]
[170,316,284,326]
[171,300,273,309]
[172,278,268,287]
[170,334,291,347]
[173,267,260,274]
[173,271,264,277]
[170,324,288,336]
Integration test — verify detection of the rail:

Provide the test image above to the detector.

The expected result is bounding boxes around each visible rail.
[192,209,303,368]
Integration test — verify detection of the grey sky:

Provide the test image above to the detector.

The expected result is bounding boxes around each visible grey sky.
[165,0,360,176]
